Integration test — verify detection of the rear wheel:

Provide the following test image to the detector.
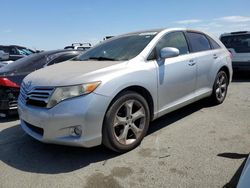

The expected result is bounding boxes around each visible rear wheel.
[210,70,229,104]
[102,91,150,153]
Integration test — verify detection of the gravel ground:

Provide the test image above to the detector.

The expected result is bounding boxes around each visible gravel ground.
[0,73,249,188]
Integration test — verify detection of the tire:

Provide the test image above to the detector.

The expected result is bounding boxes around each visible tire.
[210,70,229,105]
[102,91,150,153]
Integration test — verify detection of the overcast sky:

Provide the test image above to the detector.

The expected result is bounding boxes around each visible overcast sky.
[1,0,249,50]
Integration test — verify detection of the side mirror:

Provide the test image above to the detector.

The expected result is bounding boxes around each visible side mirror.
[160,47,180,59]
[0,50,9,61]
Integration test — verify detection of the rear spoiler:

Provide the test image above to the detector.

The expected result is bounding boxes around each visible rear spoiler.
[230,31,248,35]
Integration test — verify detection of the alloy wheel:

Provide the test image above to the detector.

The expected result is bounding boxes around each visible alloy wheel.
[113,99,146,145]
[215,73,227,102]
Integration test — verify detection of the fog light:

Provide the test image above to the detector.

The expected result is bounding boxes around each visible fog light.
[74,126,82,136]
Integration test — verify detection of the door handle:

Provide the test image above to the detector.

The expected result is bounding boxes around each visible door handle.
[188,60,196,66]
[213,54,218,59]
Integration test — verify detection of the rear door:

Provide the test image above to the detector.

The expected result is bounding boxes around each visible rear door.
[185,32,215,94]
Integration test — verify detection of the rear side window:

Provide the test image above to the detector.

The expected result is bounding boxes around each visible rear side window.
[47,53,77,66]
[208,36,221,49]
[9,47,18,55]
[156,31,189,55]
[186,32,211,52]
[0,47,10,53]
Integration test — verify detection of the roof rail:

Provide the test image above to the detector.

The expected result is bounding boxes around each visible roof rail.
[72,43,92,47]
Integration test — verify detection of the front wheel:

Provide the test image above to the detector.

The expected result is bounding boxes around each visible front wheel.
[102,91,150,153]
[210,70,229,104]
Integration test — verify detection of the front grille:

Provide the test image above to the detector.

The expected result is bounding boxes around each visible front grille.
[25,121,44,136]
[20,85,54,108]
[9,101,18,109]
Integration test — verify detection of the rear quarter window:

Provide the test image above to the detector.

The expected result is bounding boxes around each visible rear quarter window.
[208,36,221,49]
[47,53,78,66]
[186,32,211,52]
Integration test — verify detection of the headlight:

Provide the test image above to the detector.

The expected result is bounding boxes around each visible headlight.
[47,81,101,108]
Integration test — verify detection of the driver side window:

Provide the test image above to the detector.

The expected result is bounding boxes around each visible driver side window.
[147,31,189,60]
[157,32,189,55]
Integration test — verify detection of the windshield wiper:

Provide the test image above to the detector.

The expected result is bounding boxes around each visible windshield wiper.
[87,56,118,61]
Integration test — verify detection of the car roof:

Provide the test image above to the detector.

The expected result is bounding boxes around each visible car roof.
[0,45,29,48]
[38,49,81,56]
[121,28,164,36]
[120,28,209,36]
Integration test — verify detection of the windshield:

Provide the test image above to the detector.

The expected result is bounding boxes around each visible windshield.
[74,33,156,61]
[221,34,250,53]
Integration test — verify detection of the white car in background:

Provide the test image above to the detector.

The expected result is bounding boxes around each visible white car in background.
[64,43,92,51]
[0,50,13,68]
[220,31,250,71]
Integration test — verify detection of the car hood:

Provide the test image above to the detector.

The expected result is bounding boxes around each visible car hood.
[23,60,126,87]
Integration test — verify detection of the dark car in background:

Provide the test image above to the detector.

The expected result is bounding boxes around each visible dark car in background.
[220,31,250,71]
[0,45,37,62]
[0,49,82,117]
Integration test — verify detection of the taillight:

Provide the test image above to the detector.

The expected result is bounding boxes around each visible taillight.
[0,77,20,88]
[228,50,233,59]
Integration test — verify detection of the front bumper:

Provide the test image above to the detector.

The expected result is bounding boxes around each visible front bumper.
[18,93,111,148]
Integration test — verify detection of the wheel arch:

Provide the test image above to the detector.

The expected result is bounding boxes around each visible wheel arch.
[114,85,153,120]
[218,65,230,82]
[102,85,155,126]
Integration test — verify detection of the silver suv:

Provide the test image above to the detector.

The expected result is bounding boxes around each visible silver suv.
[18,28,232,152]
[220,31,250,71]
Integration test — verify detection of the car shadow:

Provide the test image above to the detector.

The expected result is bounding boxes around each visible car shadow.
[0,124,119,174]
[147,98,214,135]
[218,152,249,188]
[0,98,214,174]
[232,71,250,82]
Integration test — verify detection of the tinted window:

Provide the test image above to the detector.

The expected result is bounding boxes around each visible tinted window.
[75,33,156,61]
[47,53,78,66]
[187,32,211,52]
[9,47,18,55]
[221,34,250,53]
[208,36,221,49]
[0,47,10,53]
[156,32,189,55]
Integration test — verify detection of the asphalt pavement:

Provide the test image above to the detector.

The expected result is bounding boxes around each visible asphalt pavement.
[0,72,249,188]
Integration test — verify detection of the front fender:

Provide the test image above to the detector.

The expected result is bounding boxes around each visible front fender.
[94,61,158,117]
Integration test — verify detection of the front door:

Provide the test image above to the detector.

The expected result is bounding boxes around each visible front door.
[154,31,197,115]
